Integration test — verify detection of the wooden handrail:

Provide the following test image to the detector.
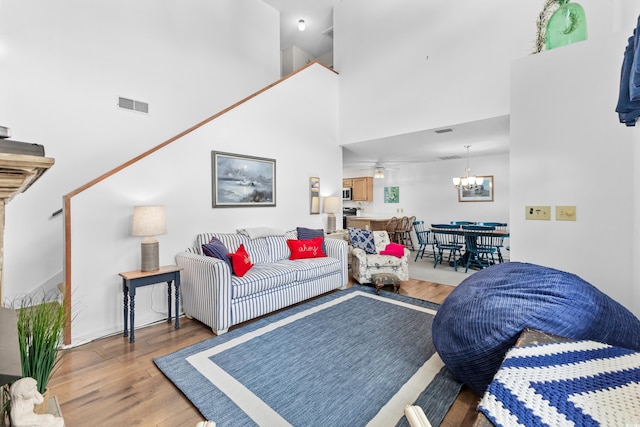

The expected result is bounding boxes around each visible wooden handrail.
[61,61,337,344]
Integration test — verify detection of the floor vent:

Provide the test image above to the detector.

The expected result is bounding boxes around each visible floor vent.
[118,97,149,114]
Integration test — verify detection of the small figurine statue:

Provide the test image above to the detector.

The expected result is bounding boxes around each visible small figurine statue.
[10,378,64,427]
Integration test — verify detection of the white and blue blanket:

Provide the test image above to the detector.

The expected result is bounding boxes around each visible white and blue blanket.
[479,340,640,426]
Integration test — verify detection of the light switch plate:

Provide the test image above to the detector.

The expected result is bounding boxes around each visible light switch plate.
[525,205,551,220]
[0,126,10,139]
[556,205,576,221]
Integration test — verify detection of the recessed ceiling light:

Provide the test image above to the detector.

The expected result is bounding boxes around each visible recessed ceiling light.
[298,19,306,31]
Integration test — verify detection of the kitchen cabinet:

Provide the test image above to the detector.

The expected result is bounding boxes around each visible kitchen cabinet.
[351,177,373,201]
[342,178,353,188]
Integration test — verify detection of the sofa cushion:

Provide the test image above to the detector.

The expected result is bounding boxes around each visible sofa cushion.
[198,233,247,253]
[287,237,326,260]
[230,262,299,299]
[276,258,342,282]
[372,231,391,254]
[228,244,253,277]
[365,254,404,267]
[348,227,376,254]
[202,232,270,264]
[201,237,232,270]
[265,230,297,262]
[432,262,640,396]
[296,227,327,255]
[243,237,270,264]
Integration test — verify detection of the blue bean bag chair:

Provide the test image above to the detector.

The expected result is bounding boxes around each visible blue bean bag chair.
[432,262,640,396]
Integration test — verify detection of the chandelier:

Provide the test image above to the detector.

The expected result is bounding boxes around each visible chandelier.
[452,145,480,190]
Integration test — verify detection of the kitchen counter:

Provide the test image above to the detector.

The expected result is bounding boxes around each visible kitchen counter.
[345,217,392,231]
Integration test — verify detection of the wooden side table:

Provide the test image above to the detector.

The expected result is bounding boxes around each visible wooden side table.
[118,265,182,343]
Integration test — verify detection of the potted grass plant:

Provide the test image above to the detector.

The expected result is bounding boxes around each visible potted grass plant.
[14,288,66,412]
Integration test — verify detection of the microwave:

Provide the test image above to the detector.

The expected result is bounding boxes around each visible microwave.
[342,187,352,201]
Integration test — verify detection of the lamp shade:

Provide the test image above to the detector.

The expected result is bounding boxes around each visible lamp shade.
[323,196,340,214]
[132,205,166,237]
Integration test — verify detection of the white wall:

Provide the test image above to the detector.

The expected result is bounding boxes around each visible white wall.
[281,45,315,76]
[69,64,340,345]
[0,0,280,302]
[334,0,627,145]
[510,33,638,314]
[344,153,509,224]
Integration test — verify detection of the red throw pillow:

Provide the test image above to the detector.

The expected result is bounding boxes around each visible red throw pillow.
[287,237,327,260]
[380,242,405,258]
[228,244,253,277]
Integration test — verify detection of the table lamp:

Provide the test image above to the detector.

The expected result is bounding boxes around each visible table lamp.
[132,205,166,272]
[323,196,340,233]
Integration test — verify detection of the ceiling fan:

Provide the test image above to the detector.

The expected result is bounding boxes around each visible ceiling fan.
[359,163,399,179]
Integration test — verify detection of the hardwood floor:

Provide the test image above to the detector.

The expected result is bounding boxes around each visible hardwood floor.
[48,279,481,426]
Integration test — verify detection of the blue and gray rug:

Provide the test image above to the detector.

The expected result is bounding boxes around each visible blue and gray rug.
[154,285,461,426]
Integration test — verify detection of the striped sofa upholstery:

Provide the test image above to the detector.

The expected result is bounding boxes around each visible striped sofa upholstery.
[176,230,349,335]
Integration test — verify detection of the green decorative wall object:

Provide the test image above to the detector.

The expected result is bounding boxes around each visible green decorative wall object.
[545,0,587,50]
[533,0,587,54]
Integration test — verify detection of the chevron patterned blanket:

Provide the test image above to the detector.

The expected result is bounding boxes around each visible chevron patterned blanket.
[478,339,640,426]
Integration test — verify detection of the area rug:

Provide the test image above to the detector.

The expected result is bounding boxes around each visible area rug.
[154,285,462,426]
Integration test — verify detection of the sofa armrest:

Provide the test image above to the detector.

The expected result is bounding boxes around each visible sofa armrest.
[324,238,349,288]
[351,247,367,261]
[175,251,233,335]
[324,237,347,258]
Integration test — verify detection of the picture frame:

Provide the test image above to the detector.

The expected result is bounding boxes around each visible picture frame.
[458,176,494,202]
[384,186,399,203]
[211,151,276,208]
[310,177,320,214]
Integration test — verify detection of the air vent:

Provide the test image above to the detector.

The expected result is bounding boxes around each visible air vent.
[118,97,149,114]
[435,128,453,134]
[322,26,333,38]
[438,155,463,161]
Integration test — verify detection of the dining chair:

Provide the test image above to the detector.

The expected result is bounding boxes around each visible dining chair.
[412,220,436,262]
[386,217,399,243]
[462,225,497,272]
[402,216,416,249]
[476,222,508,263]
[394,216,411,246]
[430,224,464,271]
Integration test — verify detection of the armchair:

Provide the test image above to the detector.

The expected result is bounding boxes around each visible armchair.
[349,229,410,284]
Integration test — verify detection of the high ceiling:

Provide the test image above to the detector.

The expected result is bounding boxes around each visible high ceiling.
[263,0,510,167]
[263,0,336,58]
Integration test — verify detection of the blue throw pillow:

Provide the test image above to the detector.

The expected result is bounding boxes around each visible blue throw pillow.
[202,237,232,270]
[348,227,376,254]
[296,227,327,255]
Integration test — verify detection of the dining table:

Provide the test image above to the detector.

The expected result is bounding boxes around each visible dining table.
[429,226,509,269]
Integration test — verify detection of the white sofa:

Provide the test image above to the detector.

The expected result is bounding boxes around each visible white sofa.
[351,230,410,284]
[175,229,349,335]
